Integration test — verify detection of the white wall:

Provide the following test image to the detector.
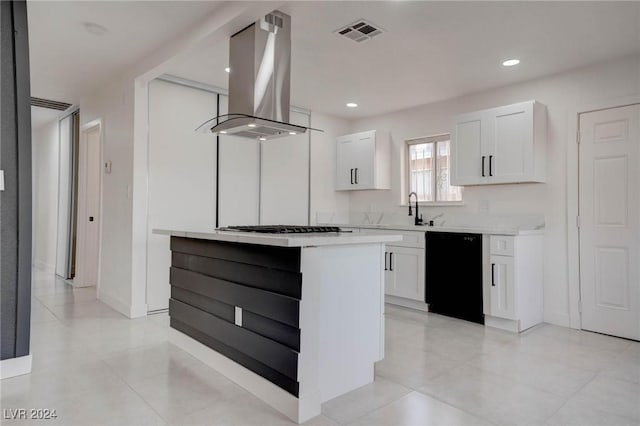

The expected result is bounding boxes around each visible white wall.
[146,79,218,311]
[260,110,311,225]
[80,76,136,315]
[310,112,351,224]
[348,54,640,326]
[31,120,59,272]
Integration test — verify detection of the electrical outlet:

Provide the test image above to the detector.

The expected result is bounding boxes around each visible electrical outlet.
[479,199,490,213]
[0,170,4,191]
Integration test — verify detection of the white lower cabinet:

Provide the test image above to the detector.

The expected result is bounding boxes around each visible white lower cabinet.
[384,245,425,302]
[488,255,516,320]
[484,234,543,332]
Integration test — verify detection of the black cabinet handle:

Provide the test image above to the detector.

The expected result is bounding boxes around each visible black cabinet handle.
[89,216,94,222]
[355,168,358,184]
[489,155,493,177]
[350,168,354,184]
[389,252,393,271]
[384,252,388,271]
[481,156,486,177]
[491,263,496,286]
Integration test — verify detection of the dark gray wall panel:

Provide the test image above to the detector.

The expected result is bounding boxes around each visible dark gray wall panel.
[170,266,299,327]
[171,237,300,272]
[171,285,300,351]
[1,0,19,359]
[172,251,302,299]
[169,238,302,395]
[170,299,298,381]
[171,319,299,396]
[0,0,32,361]
[170,286,235,322]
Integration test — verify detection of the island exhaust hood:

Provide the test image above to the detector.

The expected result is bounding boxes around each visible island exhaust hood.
[197,11,320,140]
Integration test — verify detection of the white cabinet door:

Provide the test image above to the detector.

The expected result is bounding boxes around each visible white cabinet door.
[487,102,534,183]
[450,101,545,186]
[385,246,425,302]
[352,130,375,188]
[489,255,516,320]
[336,135,358,190]
[335,130,389,190]
[451,112,486,186]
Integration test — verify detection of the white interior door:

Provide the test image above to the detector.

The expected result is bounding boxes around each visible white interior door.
[579,104,640,340]
[82,124,101,286]
[147,80,217,312]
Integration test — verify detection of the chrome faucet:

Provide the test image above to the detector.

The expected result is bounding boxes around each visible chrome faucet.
[408,192,423,226]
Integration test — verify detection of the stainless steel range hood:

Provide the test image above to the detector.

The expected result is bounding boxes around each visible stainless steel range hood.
[197,11,319,140]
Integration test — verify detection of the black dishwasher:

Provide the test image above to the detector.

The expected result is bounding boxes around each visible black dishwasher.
[425,232,484,324]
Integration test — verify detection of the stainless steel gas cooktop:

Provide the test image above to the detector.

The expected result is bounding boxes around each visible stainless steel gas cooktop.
[217,225,342,234]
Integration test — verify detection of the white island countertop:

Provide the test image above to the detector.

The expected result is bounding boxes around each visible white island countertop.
[153,228,402,248]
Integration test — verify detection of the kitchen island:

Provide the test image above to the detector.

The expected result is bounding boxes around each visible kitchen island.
[153,228,401,423]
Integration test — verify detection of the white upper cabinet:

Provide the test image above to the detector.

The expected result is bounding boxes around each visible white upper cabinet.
[336,130,390,190]
[450,101,546,186]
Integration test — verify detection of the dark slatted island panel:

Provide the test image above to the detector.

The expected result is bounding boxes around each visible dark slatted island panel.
[168,237,302,396]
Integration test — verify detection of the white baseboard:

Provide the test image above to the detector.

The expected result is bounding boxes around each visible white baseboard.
[33,260,55,274]
[544,310,572,328]
[485,315,522,333]
[72,279,94,288]
[98,290,132,318]
[169,328,320,424]
[385,295,429,312]
[0,355,32,379]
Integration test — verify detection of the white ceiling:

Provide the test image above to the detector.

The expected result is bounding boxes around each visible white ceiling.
[27,0,223,104]
[28,1,640,119]
[166,1,640,118]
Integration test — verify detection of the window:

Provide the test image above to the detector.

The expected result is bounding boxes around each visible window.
[406,135,462,203]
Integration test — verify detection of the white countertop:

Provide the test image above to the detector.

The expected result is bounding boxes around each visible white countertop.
[153,228,403,248]
[337,223,544,236]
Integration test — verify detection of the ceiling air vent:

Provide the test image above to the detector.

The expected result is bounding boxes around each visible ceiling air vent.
[335,19,384,43]
[30,97,72,111]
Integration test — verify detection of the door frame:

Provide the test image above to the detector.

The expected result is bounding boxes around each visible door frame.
[75,119,104,290]
[567,94,640,329]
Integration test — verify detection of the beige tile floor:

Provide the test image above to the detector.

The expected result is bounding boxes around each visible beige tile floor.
[1,268,639,425]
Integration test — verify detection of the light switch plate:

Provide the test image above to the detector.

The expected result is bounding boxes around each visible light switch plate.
[0,170,4,191]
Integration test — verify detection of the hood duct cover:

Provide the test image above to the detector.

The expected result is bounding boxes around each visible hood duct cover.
[197,11,320,140]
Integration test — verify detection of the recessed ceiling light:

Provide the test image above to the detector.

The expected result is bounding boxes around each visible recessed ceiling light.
[220,131,227,134]
[346,102,358,108]
[289,131,297,135]
[502,59,520,67]
[247,123,257,128]
[83,22,108,36]
[259,137,267,141]
[224,67,230,73]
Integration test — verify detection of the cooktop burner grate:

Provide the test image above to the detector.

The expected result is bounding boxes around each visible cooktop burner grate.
[217,225,343,234]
